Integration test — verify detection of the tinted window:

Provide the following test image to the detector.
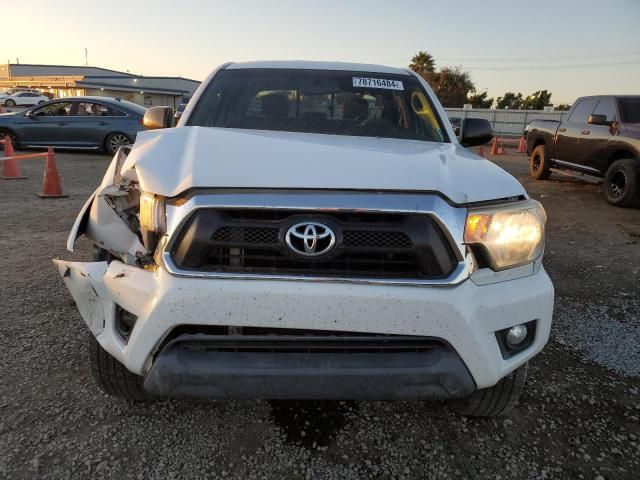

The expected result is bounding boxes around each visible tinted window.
[188,69,447,143]
[568,99,598,123]
[619,98,640,123]
[593,98,617,121]
[75,102,125,117]
[32,102,73,116]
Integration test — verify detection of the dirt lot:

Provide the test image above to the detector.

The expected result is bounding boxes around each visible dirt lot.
[0,149,639,480]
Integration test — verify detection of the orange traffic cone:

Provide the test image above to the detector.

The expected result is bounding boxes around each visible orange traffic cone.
[2,136,26,180]
[490,137,500,155]
[36,147,67,198]
[478,144,485,157]
[517,135,527,154]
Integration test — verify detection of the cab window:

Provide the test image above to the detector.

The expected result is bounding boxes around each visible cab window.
[568,99,598,123]
[32,102,73,116]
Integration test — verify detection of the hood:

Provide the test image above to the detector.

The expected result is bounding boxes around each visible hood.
[122,127,525,204]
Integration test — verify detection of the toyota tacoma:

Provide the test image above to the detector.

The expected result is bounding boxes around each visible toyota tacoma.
[55,61,554,416]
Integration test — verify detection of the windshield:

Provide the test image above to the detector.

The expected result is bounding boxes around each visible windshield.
[619,97,640,124]
[187,69,448,143]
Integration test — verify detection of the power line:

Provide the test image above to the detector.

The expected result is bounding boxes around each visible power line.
[463,60,640,71]
[437,51,640,63]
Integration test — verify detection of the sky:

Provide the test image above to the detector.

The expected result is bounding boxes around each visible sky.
[3,0,640,105]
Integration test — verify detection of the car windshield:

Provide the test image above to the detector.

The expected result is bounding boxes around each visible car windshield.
[187,69,448,143]
[619,98,640,124]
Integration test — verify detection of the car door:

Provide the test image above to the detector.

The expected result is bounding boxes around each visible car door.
[16,101,74,146]
[581,97,619,173]
[554,98,599,170]
[65,102,116,148]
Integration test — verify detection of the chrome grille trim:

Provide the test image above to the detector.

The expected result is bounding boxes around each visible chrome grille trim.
[161,191,471,286]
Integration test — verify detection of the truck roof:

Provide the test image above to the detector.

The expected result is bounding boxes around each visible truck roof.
[226,60,411,76]
[576,94,640,100]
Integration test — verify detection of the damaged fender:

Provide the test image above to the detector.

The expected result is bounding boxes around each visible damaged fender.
[66,147,146,264]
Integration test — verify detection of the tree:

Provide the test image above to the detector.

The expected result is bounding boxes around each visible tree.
[496,92,524,109]
[467,90,494,109]
[431,67,475,108]
[555,103,572,111]
[522,90,552,110]
[409,51,436,79]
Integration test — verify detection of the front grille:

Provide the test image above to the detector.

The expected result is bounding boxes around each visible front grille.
[170,209,458,279]
[162,326,442,355]
[210,226,412,250]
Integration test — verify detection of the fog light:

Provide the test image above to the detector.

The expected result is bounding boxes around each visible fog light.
[506,324,528,347]
[115,305,137,343]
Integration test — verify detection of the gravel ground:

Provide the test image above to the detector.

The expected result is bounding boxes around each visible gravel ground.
[1,149,639,479]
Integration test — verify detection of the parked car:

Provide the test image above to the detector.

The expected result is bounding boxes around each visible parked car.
[55,61,553,416]
[3,91,50,107]
[0,96,146,154]
[174,103,187,123]
[526,95,640,207]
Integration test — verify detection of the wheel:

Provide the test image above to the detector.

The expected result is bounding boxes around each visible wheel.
[529,145,551,180]
[105,133,132,155]
[37,100,45,104]
[448,362,528,417]
[0,131,18,151]
[4,99,16,108]
[88,335,152,401]
[604,159,640,207]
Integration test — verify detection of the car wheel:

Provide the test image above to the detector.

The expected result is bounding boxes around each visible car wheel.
[88,334,152,401]
[0,131,18,151]
[37,100,45,104]
[105,133,132,155]
[529,145,551,180]
[448,362,528,417]
[604,159,640,207]
[5,99,16,108]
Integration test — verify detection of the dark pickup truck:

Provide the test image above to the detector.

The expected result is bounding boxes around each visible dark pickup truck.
[526,95,640,207]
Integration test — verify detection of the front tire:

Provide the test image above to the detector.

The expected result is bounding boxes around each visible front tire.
[448,362,528,416]
[4,99,16,108]
[88,335,152,401]
[529,145,551,180]
[604,159,640,207]
[105,132,132,155]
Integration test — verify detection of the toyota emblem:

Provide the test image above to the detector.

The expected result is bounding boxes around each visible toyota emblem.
[285,222,336,257]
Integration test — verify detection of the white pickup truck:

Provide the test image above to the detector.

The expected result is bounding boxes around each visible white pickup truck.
[55,61,554,416]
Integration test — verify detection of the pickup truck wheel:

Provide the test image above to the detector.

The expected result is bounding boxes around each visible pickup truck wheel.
[447,362,527,417]
[88,335,152,401]
[604,159,640,207]
[529,145,551,180]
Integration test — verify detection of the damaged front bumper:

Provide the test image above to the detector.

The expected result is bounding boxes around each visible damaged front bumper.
[54,257,554,396]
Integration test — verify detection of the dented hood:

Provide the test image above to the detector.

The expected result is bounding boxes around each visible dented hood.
[122,127,525,204]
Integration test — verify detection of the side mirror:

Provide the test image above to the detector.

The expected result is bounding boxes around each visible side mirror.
[25,110,34,118]
[460,118,493,147]
[588,114,613,126]
[143,106,175,130]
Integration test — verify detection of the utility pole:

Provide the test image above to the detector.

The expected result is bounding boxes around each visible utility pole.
[85,48,88,66]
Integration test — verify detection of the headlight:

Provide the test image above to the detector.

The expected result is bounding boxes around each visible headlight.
[139,192,166,233]
[465,200,546,270]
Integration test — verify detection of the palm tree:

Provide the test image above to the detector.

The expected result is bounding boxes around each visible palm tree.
[409,51,436,79]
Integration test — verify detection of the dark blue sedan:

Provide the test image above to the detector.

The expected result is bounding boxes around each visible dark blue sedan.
[0,96,147,154]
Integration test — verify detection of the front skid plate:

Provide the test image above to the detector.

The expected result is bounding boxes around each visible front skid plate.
[143,336,476,400]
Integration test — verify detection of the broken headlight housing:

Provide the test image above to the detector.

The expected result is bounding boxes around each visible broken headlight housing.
[464,199,546,271]
[139,192,166,233]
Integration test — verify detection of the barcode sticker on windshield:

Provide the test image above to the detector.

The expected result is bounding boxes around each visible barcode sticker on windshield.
[352,77,404,90]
